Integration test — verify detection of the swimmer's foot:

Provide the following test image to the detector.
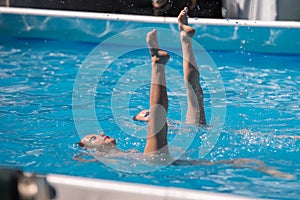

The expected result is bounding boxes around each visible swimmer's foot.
[178,7,195,39]
[146,29,170,64]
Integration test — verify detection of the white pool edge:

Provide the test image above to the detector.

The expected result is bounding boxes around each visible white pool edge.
[47,174,261,200]
[1,6,300,28]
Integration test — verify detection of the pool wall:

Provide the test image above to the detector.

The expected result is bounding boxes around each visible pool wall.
[0,7,300,55]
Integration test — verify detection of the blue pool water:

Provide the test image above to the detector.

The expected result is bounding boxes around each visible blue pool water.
[0,36,300,200]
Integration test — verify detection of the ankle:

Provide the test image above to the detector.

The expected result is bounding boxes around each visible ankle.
[151,50,170,64]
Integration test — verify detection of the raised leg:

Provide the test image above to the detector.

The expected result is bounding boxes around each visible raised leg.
[144,29,170,155]
[178,7,207,126]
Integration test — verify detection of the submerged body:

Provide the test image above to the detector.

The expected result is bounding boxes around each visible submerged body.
[75,133,294,180]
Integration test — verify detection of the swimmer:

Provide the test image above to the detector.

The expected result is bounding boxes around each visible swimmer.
[78,7,205,157]
[75,8,294,180]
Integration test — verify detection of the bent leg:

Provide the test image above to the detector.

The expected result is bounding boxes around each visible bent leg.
[144,29,170,155]
[178,7,207,126]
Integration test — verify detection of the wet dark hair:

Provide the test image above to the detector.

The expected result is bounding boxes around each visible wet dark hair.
[76,142,84,148]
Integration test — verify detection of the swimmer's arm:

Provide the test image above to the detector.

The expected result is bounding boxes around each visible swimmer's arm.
[73,153,97,163]
[174,158,295,180]
[173,159,221,166]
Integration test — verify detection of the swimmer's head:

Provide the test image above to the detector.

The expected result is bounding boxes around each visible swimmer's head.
[77,132,116,151]
[133,110,150,122]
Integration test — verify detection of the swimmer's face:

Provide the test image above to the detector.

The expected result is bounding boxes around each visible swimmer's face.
[77,133,116,150]
[133,110,150,122]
